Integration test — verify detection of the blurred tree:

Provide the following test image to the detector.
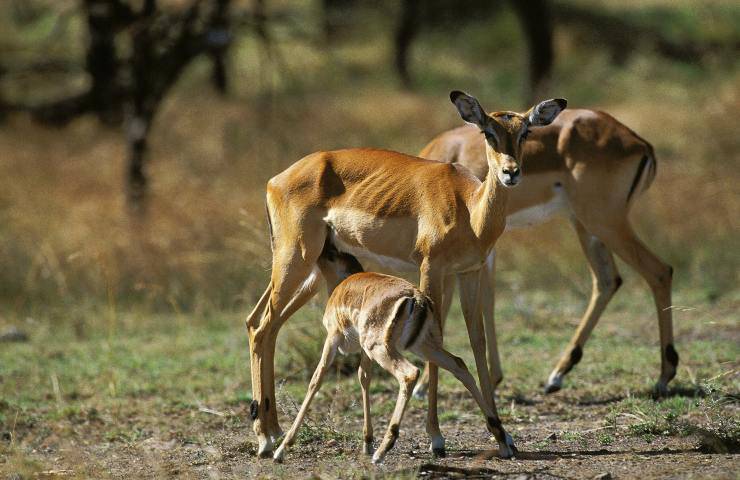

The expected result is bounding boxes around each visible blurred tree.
[552,3,738,64]
[6,0,234,215]
[508,0,553,103]
[322,0,359,42]
[125,0,232,213]
[395,0,421,89]
[84,0,136,125]
[392,0,552,98]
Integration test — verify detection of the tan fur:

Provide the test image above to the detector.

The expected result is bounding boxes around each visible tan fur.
[272,272,514,463]
[245,95,560,458]
[417,108,675,396]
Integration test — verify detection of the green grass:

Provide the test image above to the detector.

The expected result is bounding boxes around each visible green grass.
[2,285,737,451]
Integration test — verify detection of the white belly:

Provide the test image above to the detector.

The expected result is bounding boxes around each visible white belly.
[324,207,419,272]
[330,233,418,272]
[505,185,568,230]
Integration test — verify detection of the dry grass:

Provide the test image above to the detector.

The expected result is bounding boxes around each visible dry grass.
[1,60,738,320]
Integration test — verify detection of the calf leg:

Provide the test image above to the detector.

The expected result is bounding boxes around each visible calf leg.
[413,276,454,399]
[358,352,374,455]
[273,333,341,463]
[367,346,420,464]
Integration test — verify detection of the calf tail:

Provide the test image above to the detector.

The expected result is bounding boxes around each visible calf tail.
[402,292,435,350]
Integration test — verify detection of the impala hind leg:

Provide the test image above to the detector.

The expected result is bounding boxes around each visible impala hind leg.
[248,244,324,457]
[417,345,515,458]
[598,222,676,395]
[367,346,419,464]
[545,219,621,394]
[273,333,341,463]
[413,277,454,400]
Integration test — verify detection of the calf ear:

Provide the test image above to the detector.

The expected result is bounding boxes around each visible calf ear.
[450,91,490,130]
[528,98,567,126]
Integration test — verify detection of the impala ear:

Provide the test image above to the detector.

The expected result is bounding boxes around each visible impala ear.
[528,98,567,126]
[450,91,489,130]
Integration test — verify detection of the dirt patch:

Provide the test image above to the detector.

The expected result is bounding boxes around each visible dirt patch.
[3,389,738,479]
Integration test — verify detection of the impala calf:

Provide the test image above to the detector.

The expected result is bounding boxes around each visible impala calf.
[273,244,514,464]
[246,91,565,457]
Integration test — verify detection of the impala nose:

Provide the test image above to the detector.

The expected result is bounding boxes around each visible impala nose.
[501,167,520,186]
[502,166,519,177]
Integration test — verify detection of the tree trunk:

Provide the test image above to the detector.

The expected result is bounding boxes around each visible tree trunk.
[208,0,231,94]
[509,0,553,104]
[126,113,151,215]
[395,0,421,89]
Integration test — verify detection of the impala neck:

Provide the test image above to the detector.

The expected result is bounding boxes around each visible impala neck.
[470,160,509,249]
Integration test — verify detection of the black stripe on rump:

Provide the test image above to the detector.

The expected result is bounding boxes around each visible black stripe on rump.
[627,155,649,203]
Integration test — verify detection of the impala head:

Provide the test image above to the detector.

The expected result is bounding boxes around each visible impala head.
[450,91,567,187]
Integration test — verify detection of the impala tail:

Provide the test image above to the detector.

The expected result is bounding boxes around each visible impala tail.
[626,142,657,205]
[398,292,434,350]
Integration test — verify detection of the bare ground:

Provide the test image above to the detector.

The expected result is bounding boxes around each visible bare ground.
[5,384,738,479]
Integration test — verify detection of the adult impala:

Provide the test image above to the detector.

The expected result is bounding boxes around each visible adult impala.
[246,91,566,457]
[414,106,677,396]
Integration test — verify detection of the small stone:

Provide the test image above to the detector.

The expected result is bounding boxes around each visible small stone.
[546,432,557,442]
[326,438,338,447]
[593,473,612,480]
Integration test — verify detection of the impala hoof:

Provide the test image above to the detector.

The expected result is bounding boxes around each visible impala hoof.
[544,372,563,394]
[496,432,516,459]
[257,436,274,458]
[653,381,669,399]
[258,448,273,459]
[544,383,561,394]
[272,447,285,463]
[412,382,428,400]
[429,436,445,457]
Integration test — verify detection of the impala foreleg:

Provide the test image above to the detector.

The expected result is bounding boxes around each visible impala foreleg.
[545,220,621,394]
[417,344,515,458]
